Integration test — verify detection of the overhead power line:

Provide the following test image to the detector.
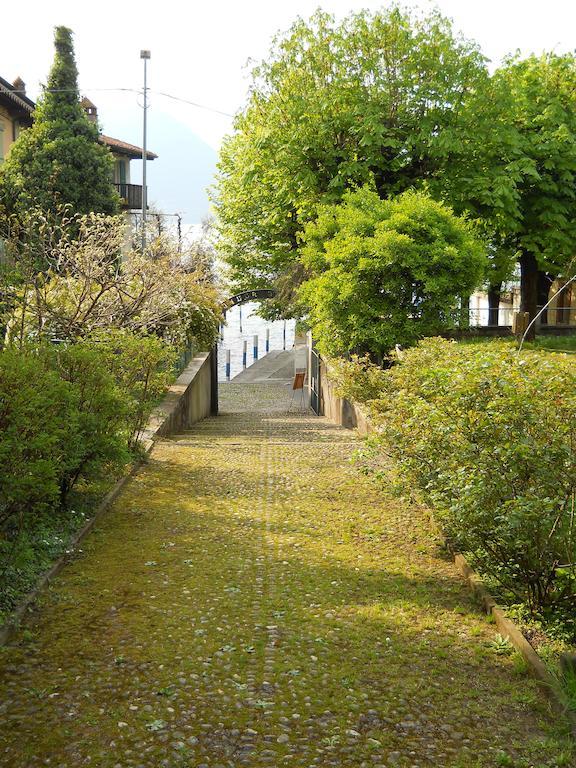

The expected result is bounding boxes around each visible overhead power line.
[152,91,234,118]
[5,86,236,118]
[7,87,139,95]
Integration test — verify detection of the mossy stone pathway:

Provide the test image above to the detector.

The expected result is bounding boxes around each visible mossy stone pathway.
[0,383,572,767]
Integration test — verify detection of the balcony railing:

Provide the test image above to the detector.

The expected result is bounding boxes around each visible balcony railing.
[114,183,144,210]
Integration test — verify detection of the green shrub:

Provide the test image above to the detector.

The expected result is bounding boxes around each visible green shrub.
[89,330,176,448]
[334,339,576,619]
[300,187,486,359]
[0,331,176,535]
[0,342,133,529]
[329,354,388,403]
[0,349,77,530]
[44,342,130,500]
[0,331,177,617]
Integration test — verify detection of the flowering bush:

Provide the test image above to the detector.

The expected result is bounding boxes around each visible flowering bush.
[1,209,221,352]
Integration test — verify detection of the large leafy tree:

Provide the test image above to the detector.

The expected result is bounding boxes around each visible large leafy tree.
[213,7,488,315]
[300,187,486,359]
[439,53,576,335]
[0,26,119,221]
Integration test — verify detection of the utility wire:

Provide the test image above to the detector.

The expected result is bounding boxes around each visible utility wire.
[5,87,139,94]
[5,86,235,118]
[152,90,234,118]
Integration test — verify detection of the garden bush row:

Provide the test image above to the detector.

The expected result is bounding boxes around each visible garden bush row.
[0,332,175,617]
[332,339,576,636]
[0,208,222,622]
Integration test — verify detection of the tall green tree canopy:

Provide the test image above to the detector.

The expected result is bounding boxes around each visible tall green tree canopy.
[0,26,119,220]
[300,187,486,358]
[213,6,488,315]
[438,53,576,327]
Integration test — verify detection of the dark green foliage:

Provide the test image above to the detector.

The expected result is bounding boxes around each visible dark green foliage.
[0,333,174,532]
[89,330,176,448]
[0,344,129,531]
[0,332,175,617]
[439,53,576,325]
[334,340,576,622]
[0,27,119,222]
[0,349,76,529]
[45,343,130,500]
[300,187,486,358]
[450,54,576,275]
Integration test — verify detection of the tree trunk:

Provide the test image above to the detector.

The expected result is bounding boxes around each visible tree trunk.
[520,252,538,341]
[537,270,553,326]
[487,282,502,326]
[460,294,470,328]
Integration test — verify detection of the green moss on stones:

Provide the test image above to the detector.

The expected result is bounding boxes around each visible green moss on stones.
[0,383,572,767]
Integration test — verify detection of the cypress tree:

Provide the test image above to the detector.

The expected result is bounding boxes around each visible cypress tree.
[0,26,119,219]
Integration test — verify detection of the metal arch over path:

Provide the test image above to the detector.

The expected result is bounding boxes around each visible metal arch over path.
[221,289,276,311]
[210,289,277,415]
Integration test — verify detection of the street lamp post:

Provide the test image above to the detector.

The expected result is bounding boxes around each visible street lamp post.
[140,49,150,253]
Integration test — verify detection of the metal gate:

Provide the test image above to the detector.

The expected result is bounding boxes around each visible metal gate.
[310,347,321,415]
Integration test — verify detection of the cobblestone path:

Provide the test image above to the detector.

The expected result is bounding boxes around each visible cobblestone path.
[0,383,572,767]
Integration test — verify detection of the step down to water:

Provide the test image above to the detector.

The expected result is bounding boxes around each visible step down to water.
[231,349,297,383]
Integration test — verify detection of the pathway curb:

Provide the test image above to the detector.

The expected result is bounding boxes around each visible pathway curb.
[0,465,140,646]
[319,368,576,736]
[0,352,211,647]
[453,552,576,735]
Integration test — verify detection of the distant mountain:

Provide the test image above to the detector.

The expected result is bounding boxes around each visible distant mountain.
[100,109,218,226]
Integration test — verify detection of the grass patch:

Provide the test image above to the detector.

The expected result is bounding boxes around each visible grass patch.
[455,332,576,354]
[530,334,576,353]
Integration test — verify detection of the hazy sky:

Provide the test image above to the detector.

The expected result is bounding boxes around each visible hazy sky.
[2,1,575,222]
[2,0,576,151]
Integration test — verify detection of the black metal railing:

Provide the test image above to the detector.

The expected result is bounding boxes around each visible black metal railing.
[114,183,144,210]
[310,346,321,415]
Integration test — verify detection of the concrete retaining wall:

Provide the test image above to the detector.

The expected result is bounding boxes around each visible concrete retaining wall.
[318,359,372,436]
[141,352,212,447]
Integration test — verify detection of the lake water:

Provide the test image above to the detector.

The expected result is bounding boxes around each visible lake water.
[217,302,296,381]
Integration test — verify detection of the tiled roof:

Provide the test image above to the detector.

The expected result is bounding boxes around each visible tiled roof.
[80,95,97,110]
[0,75,35,113]
[0,76,157,160]
[100,134,157,160]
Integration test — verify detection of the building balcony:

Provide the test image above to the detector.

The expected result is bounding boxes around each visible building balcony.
[114,183,146,210]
